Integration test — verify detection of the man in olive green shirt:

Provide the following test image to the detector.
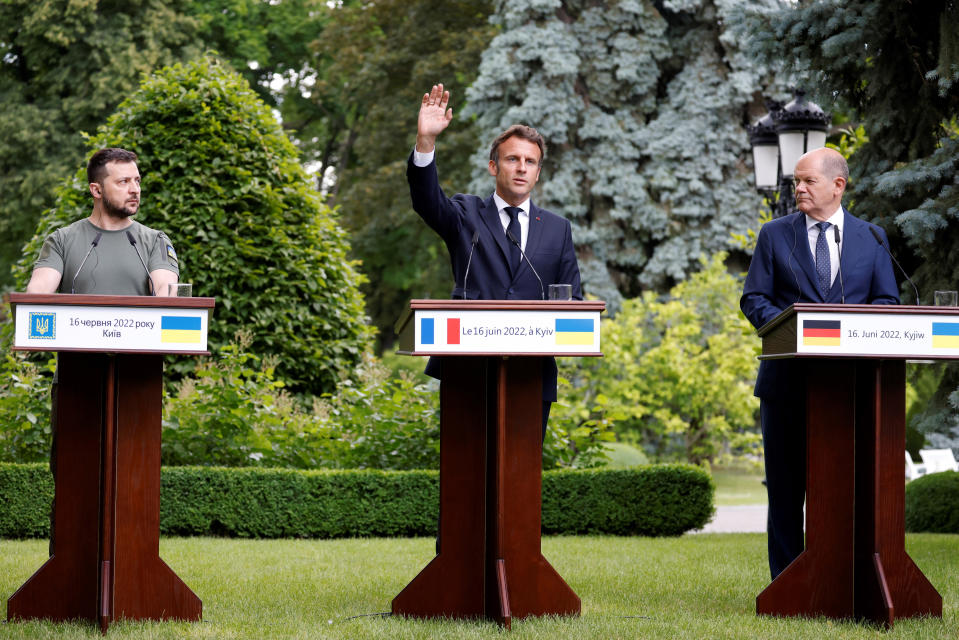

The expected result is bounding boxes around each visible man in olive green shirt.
[27,147,179,295]
[26,147,180,555]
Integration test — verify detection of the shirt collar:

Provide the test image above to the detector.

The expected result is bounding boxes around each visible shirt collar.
[805,205,844,232]
[493,193,531,216]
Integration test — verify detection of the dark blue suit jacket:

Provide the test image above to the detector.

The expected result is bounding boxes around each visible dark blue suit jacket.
[740,209,900,399]
[408,154,583,401]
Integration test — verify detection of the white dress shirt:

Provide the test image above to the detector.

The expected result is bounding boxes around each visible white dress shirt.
[805,205,844,287]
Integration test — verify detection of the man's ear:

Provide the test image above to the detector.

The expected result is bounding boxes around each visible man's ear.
[89,182,101,199]
[488,159,498,177]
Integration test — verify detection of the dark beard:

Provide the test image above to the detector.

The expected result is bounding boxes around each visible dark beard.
[102,194,137,218]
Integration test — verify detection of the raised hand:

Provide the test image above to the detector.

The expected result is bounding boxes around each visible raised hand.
[416,84,453,153]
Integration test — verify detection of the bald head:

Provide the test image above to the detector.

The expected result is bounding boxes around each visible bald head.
[803,147,848,183]
[793,147,848,221]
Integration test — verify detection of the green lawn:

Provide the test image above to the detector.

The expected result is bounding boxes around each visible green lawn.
[710,465,768,506]
[1,534,955,639]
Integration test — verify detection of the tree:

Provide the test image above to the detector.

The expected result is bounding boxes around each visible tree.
[463,0,781,310]
[0,0,329,293]
[0,0,203,291]
[737,0,959,448]
[289,0,497,349]
[554,253,760,464]
[12,56,373,397]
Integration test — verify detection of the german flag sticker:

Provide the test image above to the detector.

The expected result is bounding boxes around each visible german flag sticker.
[802,320,841,346]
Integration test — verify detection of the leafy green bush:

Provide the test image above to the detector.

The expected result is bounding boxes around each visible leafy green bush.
[541,465,714,536]
[0,353,56,463]
[162,331,347,468]
[905,470,959,533]
[554,253,760,464]
[0,463,54,538]
[13,55,372,397]
[319,354,440,470]
[0,463,713,538]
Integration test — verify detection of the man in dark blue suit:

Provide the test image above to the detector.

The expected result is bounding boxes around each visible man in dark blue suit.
[741,147,899,580]
[409,83,583,434]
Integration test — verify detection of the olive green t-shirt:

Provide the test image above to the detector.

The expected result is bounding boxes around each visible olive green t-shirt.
[34,219,179,295]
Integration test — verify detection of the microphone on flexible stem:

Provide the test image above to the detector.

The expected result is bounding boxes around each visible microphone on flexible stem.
[833,225,845,303]
[869,226,920,304]
[506,229,544,300]
[125,230,155,296]
[71,232,102,294]
[462,229,480,298]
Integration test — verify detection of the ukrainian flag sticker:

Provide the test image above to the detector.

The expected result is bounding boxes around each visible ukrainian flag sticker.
[161,315,202,343]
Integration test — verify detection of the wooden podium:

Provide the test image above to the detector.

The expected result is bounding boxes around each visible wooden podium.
[755,303,953,626]
[391,300,604,628]
[5,293,214,632]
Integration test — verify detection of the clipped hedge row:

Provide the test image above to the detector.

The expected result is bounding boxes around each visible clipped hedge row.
[905,470,959,533]
[0,463,713,539]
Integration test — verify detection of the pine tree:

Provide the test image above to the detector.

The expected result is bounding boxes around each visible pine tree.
[739,0,959,447]
[463,0,782,310]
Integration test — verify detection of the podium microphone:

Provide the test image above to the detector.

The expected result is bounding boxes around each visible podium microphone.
[506,229,544,300]
[462,229,479,298]
[125,230,155,296]
[71,232,102,294]
[833,225,845,303]
[869,226,919,304]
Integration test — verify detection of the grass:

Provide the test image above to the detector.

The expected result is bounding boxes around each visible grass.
[1,534,956,639]
[710,465,768,506]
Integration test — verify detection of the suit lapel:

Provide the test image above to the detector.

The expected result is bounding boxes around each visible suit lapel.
[479,197,513,275]
[792,213,823,300]
[524,205,545,270]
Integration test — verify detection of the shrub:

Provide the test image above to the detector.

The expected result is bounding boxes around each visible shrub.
[554,253,760,465]
[319,354,440,470]
[0,463,54,538]
[12,55,372,397]
[542,464,714,536]
[162,332,347,469]
[905,470,959,533]
[0,463,713,539]
[0,353,56,463]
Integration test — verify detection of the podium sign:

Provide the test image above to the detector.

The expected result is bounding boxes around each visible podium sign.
[396,299,602,356]
[761,303,959,359]
[12,294,211,354]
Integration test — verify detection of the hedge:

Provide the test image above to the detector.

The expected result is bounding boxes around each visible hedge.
[905,470,959,533]
[0,463,713,539]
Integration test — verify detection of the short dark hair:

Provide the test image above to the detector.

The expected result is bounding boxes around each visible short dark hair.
[87,148,138,184]
[489,125,546,164]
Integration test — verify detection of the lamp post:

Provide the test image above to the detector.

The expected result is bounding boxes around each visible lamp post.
[747,91,831,218]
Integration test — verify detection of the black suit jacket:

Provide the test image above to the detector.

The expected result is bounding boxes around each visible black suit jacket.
[408,154,583,400]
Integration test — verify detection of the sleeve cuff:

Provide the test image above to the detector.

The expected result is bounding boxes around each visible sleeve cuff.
[412,147,434,167]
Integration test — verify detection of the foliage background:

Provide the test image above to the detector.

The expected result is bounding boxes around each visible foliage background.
[463,0,782,312]
[735,0,959,454]
[10,56,372,397]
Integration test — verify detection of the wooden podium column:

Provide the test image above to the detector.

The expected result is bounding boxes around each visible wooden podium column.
[392,356,580,626]
[6,352,201,630]
[756,358,941,625]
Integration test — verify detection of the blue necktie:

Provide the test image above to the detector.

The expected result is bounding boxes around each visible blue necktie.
[505,207,522,272]
[815,221,831,297]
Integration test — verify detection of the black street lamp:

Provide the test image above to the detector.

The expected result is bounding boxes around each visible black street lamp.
[747,91,831,217]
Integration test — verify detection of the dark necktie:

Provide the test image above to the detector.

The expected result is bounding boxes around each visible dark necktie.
[505,207,522,272]
[815,221,831,297]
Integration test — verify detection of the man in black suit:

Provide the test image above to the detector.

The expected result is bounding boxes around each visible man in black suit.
[409,83,583,433]
[741,147,899,580]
